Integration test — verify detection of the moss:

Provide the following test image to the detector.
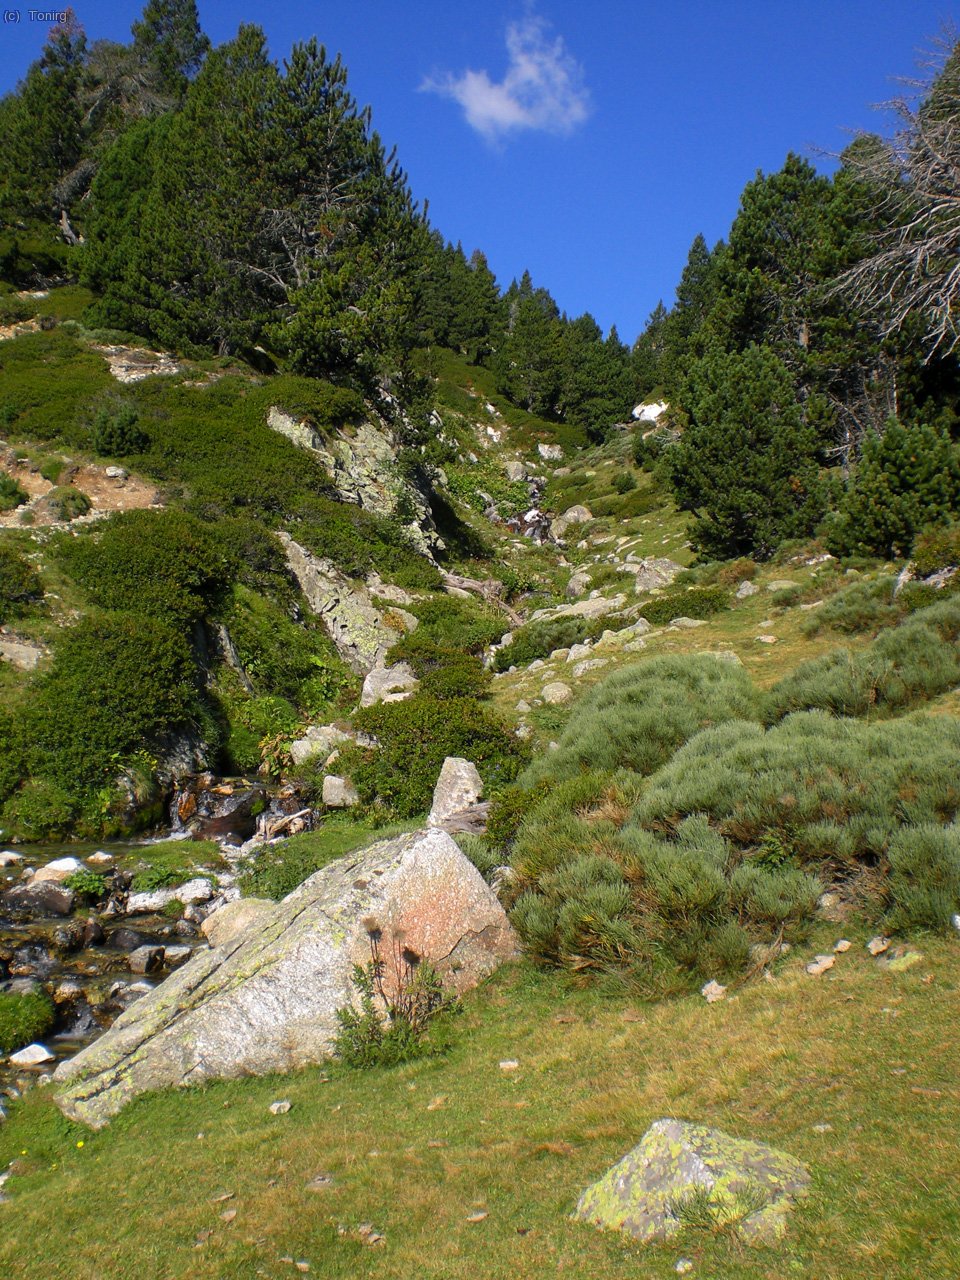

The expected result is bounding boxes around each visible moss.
[0,989,55,1054]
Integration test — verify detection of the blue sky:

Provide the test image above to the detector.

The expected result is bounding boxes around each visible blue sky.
[2,1,957,342]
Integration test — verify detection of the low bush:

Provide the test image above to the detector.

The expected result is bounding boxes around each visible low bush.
[912,525,960,579]
[57,508,233,624]
[388,596,504,672]
[43,486,90,522]
[800,576,900,636]
[769,596,960,721]
[0,473,28,512]
[346,693,527,818]
[638,585,730,627]
[90,401,148,456]
[0,543,42,622]
[0,989,55,1054]
[1,777,77,839]
[21,612,198,794]
[523,655,760,785]
[493,611,622,672]
[886,824,960,931]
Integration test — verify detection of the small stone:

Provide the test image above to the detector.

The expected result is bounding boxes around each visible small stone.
[163,945,192,967]
[306,1173,336,1191]
[867,936,890,957]
[675,1261,694,1276]
[701,980,726,1003]
[736,580,759,599]
[269,1100,292,1115]
[515,699,531,713]
[220,1208,237,1223]
[31,856,82,885]
[322,775,359,809]
[86,851,113,865]
[128,946,164,975]
[833,940,852,953]
[0,851,23,867]
[756,634,778,645]
[541,681,572,705]
[9,1044,54,1067]
[499,1059,520,1072]
[465,1211,488,1223]
[806,954,835,976]
[953,913,960,933]
[811,1123,833,1134]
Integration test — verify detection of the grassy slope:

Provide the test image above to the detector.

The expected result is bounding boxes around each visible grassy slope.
[1,932,958,1278]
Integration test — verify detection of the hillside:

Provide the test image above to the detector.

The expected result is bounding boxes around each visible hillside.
[2,7,960,1277]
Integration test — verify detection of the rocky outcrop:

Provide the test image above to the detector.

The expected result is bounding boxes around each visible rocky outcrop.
[268,408,441,557]
[288,724,355,766]
[279,534,417,674]
[624,557,683,593]
[53,829,518,1127]
[574,1119,810,1246]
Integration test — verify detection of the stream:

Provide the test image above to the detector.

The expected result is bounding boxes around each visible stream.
[0,774,315,1108]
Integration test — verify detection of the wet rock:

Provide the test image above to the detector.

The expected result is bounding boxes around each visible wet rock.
[81,919,105,947]
[129,946,164,975]
[574,1118,810,1246]
[9,1044,55,1068]
[107,928,157,953]
[55,829,518,1127]
[163,945,192,967]
[53,922,86,954]
[0,852,23,868]
[125,878,214,915]
[2,882,75,918]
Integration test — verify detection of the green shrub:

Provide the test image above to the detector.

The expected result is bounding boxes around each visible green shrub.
[887,824,960,930]
[827,420,960,558]
[57,508,233,624]
[44,486,90,522]
[417,652,491,700]
[0,989,55,1054]
[638,585,730,627]
[346,693,527,818]
[90,401,149,456]
[220,693,299,773]
[0,473,29,512]
[715,558,758,587]
[452,833,502,881]
[0,542,42,623]
[388,596,504,670]
[38,458,65,484]
[523,655,760,785]
[1,778,77,839]
[912,526,960,578]
[493,611,622,672]
[64,869,108,899]
[801,577,900,636]
[22,613,197,794]
[613,471,637,494]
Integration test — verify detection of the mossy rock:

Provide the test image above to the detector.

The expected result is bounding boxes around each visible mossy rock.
[574,1118,810,1246]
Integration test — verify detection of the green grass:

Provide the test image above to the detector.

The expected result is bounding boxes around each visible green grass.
[1,940,959,1277]
[238,816,416,900]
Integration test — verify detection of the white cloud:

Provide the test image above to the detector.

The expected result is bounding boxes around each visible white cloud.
[422,16,591,142]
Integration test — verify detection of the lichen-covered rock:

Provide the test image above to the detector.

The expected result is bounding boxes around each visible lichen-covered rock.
[321,775,359,808]
[626,556,683,594]
[201,897,275,948]
[359,662,419,708]
[288,724,354,766]
[279,533,416,673]
[53,829,517,1128]
[428,757,483,828]
[574,1119,810,1246]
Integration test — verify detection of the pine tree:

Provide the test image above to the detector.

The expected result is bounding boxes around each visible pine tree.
[131,0,208,98]
[668,343,826,559]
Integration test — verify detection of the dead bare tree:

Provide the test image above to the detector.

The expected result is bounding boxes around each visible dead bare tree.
[837,30,960,362]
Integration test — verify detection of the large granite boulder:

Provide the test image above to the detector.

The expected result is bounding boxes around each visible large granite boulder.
[574,1119,810,1246]
[54,829,517,1128]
